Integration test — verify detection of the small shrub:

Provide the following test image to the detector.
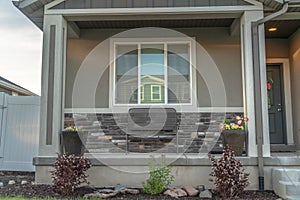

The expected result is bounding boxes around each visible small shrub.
[51,153,91,195]
[142,155,174,195]
[209,145,249,199]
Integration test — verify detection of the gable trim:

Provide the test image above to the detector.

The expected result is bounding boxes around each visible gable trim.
[45,0,65,10]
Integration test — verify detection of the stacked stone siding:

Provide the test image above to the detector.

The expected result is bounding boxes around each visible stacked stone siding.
[64,112,243,154]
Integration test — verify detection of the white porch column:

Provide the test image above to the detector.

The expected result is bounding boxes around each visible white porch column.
[39,14,67,156]
[240,11,270,157]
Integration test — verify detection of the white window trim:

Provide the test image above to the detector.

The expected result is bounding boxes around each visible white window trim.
[141,85,144,101]
[150,85,162,101]
[109,37,197,109]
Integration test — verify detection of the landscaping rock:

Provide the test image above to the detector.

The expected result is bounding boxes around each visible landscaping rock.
[120,188,139,195]
[98,189,114,193]
[199,189,212,199]
[0,182,3,187]
[84,188,139,199]
[21,180,28,185]
[84,191,118,199]
[183,185,199,196]
[8,180,15,185]
[164,188,187,198]
[114,183,125,191]
[196,185,205,192]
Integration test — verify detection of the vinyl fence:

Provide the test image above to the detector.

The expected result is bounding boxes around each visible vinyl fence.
[0,92,40,171]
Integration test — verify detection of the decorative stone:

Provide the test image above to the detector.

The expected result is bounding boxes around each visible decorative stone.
[8,180,15,185]
[21,180,28,185]
[164,188,187,198]
[0,182,3,187]
[196,185,205,192]
[183,185,199,196]
[84,188,139,199]
[120,188,139,195]
[114,183,125,191]
[84,192,118,199]
[98,189,114,193]
[199,189,212,199]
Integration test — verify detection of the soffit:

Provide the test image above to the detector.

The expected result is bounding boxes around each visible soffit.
[14,0,300,39]
[257,0,282,10]
[75,19,235,29]
[13,0,53,29]
[265,20,300,38]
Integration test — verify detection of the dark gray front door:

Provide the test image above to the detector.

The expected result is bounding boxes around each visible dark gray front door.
[267,64,286,144]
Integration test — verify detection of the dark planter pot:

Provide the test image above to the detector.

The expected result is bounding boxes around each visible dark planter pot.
[221,130,245,156]
[61,131,87,156]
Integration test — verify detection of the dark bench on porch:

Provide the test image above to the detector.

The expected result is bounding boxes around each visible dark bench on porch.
[126,108,177,152]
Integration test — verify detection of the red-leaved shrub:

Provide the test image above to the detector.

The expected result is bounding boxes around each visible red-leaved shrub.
[51,153,91,195]
[209,145,249,198]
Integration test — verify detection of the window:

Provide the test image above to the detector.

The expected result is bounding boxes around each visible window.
[113,40,192,105]
[151,85,162,101]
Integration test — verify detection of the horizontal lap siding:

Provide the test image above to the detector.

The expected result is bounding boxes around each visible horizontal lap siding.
[52,0,249,9]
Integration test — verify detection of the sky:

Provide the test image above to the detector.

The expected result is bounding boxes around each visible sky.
[0,0,42,95]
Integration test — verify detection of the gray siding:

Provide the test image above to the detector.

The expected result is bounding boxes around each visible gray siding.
[53,0,249,9]
[65,27,243,108]
[266,39,289,58]
[289,30,300,143]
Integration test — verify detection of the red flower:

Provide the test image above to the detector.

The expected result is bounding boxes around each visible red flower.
[237,120,243,126]
[267,83,271,91]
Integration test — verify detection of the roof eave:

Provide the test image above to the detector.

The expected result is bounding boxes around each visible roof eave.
[13,0,47,30]
[0,81,37,96]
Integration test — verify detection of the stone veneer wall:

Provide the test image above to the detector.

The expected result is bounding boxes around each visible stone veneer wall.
[64,112,243,154]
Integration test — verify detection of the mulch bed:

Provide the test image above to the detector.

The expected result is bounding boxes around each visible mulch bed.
[0,171,280,199]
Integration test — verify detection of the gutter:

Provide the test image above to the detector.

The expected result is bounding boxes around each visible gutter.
[0,80,37,96]
[251,2,288,192]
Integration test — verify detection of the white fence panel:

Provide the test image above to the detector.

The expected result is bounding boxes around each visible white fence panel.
[0,92,40,171]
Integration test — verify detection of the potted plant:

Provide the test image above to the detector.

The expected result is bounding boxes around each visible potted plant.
[61,126,87,156]
[220,116,248,156]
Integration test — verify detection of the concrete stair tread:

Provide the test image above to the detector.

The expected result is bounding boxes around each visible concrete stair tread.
[275,169,300,172]
[286,195,300,200]
[279,180,300,186]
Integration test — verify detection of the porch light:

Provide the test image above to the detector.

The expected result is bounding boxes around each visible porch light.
[268,27,277,32]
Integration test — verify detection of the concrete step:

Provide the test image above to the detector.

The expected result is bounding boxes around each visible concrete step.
[273,168,300,182]
[272,168,300,199]
[286,195,300,200]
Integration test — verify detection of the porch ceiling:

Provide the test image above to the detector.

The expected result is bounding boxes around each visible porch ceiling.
[14,0,300,39]
[75,18,235,29]
[75,18,299,39]
[265,20,300,38]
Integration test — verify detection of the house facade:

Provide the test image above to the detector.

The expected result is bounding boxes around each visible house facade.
[15,0,300,190]
[0,76,37,96]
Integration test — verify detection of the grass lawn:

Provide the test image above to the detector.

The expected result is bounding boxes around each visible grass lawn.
[0,197,102,200]
[0,198,56,200]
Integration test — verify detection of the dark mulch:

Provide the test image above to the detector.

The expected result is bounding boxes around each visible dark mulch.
[0,171,280,199]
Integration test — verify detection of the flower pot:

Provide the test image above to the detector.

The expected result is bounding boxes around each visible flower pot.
[221,130,245,156]
[61,131,87,156]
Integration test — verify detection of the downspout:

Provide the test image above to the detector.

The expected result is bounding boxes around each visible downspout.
[251,2,288,192]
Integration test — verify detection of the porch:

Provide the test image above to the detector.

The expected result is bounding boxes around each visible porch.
[33,151,300,189]
[14,0,300,189]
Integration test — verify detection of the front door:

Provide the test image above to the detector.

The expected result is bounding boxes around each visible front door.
[267,64,286,144]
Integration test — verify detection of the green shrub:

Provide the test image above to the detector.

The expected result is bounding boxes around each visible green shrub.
[142,155,174,195]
